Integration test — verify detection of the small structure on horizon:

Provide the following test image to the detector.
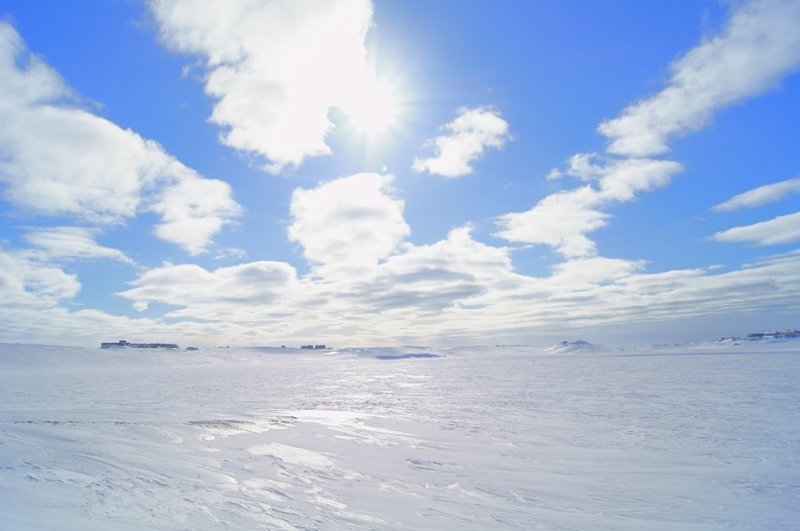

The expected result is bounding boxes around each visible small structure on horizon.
[300,344,328,350]
[720,329,800,342]
[101,340,179,350]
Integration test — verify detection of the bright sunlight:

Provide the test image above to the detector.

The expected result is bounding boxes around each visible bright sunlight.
[343,78,399,135]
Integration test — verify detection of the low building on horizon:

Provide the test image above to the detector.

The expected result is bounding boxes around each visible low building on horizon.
[101,340,179,350]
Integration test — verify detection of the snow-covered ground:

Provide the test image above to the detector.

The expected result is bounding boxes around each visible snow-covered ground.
[1,341,799,529]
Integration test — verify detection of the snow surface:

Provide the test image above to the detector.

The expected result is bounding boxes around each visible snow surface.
[1,341,799,529]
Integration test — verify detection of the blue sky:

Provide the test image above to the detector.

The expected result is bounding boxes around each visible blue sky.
[1,0,799,347]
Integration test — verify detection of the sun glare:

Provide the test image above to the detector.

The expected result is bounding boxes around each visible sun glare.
[344,79,399,135]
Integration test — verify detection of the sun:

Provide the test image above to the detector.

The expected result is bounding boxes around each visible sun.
[343,78,399,135]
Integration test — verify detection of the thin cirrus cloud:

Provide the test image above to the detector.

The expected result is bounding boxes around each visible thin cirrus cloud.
[413,107,511,178]
[0,22,241,256]
[711,211,800,246]
[496,0,800,258]
[150,0,377,172]
[712,177,800,212]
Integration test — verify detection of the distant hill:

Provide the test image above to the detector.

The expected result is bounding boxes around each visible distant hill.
[546,340,602,354]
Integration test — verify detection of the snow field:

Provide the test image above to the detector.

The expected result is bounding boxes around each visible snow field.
[1,342,799,529]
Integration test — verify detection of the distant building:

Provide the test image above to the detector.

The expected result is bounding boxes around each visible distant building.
[101,340,130,348]
[722,329,800,342]
[101,340,179,349]
[300,344,328,350]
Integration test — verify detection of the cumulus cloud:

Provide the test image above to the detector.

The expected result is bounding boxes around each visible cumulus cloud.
[711,211,800,246]
[0,250,81,308]
[151,0,377,172]
[413,107,511,178]
[119,260,297,314]
[598,0,800,157]
[496,187,607,258]
[0,22,240,254]
[0,245,287,346]
[712,177,800,212]
[114,224,525,342]
[151,169,242,255]
[353,226,518,314]
[109,234,800,346]
[288,173,410,270]
[549,257,646,288]
[23,227,132,263]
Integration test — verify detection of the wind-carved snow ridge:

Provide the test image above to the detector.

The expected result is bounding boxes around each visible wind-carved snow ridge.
[1,342,800,529]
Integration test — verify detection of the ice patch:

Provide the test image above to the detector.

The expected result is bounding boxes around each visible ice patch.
[375,352,440,360]
[248,443,334,469]
[284,409,420,447]
[339,346,444,359]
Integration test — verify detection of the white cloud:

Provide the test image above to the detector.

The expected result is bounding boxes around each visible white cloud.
[0,250,81,308]
[549,257,646,288]
[214,247,247,260]
[23,227,131,263]
[496,158,682,257]
[288,173,410,271]
[151,168,242,255]
[354,226,518,314]
[151,0,376,172]
[547,153,603,181]
[598,0,800,157]
[3,4,800,347]
[413,107,511,178]
[495,187,607,258]
[115,225,524,339]
[0,22,240,254]
[712,177,800,212]
[596,158,683,202]
[711,211,800,246]
[119,261,297,314]
[497,0,800,258]
[108,234,800,346]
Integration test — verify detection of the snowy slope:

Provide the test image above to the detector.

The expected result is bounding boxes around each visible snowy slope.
[1,342,799,529]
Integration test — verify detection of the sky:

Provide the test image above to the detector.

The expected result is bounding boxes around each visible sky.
[0,0,799,348]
